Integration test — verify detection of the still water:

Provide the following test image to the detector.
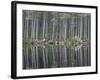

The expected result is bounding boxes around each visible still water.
[23,44,91,69]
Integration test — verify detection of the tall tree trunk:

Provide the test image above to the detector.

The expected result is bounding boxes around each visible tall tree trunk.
[42,12,46,40]
[36,14,38,41]
[52,13,56,41]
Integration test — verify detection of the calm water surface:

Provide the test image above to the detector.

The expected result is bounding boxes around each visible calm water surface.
[23,44,91,69]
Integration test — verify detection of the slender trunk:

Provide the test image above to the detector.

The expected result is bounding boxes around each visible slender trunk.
[52,14,55,41]
[31,12,34,42]
[80,15,83,39]
[64,16,67,40]
[36,14,38,41]
[42,12,46,40]
[45,13,48,40]
[26,11,29,43]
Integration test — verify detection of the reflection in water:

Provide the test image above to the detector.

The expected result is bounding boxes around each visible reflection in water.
[23,45,91,69]
[22,10,91,69]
